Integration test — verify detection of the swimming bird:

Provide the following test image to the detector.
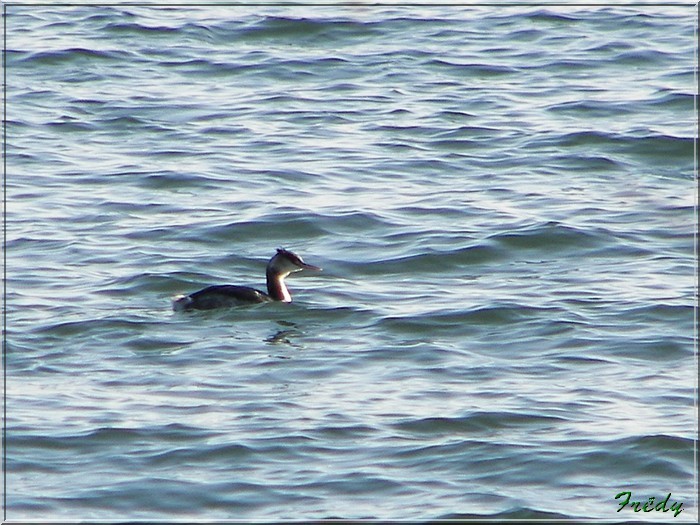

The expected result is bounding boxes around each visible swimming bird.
[172,248,321,311]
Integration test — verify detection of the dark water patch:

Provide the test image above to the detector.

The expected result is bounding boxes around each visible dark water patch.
[124,336,192,354]
[176,60,258,78]
[100,272,205,296]
[144,149,196,159]
[388,439,502,470]
[19,47,129,65]
[380,304,555,336]
[92,196,183,215]
[546,99,634,118]
[385,205,477,225]
[44,119,96,132]
[431,125,504,141]
[146,442,255,467]
[424,59,519,77]
[187,216,326,245]
[489,222,603,252]
[554,352,619,366]
[393,411,566,436]
[613,337,692,362]
[543,131,694,166]
[308,424,377,440]
[244,60,319,82]
[235,16,378,45]
[56,477,248,515]
[626,134,694,164]
[108,21,182,35]
[435,109,477,121]
[316,210,400,237]
[98,115,152,129]
[239,17,327,39]
[584,239,673,262]
[12,423,209,452]
[3,48,32,66]
[584,39,636,54]
[623,304,694,325]
[554,154,625,172]
[199,124,251,136]
[32,316,152,341]
[440,507,571,520]
[429,138,480,152]
[296,473,403,497]
[357,244,504,276]
[80,6,135,23]
[614,49,674,66]
[370,123,441,137]
[262,168,330,185]
[132,170,214,190]
[71,98,109,110]
[626,434,695,457]
[299,305,377,328]
[525,9,581,24]
[314,56,354,66]
[648,91,695,110]
[542,130,617,148]
[123,227,183,243]
[509,28,545,42]
[104,20,208,38]
[568,438,691,479]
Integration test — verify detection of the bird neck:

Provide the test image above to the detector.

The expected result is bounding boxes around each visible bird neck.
[266,269,292,302]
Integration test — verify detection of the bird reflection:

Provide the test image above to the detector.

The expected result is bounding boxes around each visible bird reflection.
[266,329,298,345]
[265,321,302,357]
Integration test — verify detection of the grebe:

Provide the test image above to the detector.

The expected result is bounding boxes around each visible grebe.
[172,248,321,311]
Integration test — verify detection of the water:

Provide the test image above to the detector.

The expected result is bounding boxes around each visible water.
[4,3,697,521]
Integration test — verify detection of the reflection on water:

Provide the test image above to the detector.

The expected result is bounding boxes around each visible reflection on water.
[266,321,303,359]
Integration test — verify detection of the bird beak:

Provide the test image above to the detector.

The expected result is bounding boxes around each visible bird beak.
[301,262,322,271]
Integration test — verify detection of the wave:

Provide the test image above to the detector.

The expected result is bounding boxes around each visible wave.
[18,47,130,65]
[233,16,379,44]
[392,411,568,435]
[488,221,605,251]
[379,304,563,337]
[440,508,571,520]
[352,244,504,276]
[104,20,205,37]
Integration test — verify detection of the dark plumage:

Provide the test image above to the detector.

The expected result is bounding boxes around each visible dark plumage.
[173,248,321,311]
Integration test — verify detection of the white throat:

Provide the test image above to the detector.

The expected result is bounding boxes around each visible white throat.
[276,276,292,302]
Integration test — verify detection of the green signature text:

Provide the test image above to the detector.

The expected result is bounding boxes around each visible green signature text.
[615,491,683,517]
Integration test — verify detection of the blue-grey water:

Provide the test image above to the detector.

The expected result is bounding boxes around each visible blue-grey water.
[4,3,697,521]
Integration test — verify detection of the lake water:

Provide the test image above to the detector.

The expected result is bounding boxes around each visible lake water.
[4,3,697,521]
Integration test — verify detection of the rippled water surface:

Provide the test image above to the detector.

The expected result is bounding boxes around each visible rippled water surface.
[5,3,697,521]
